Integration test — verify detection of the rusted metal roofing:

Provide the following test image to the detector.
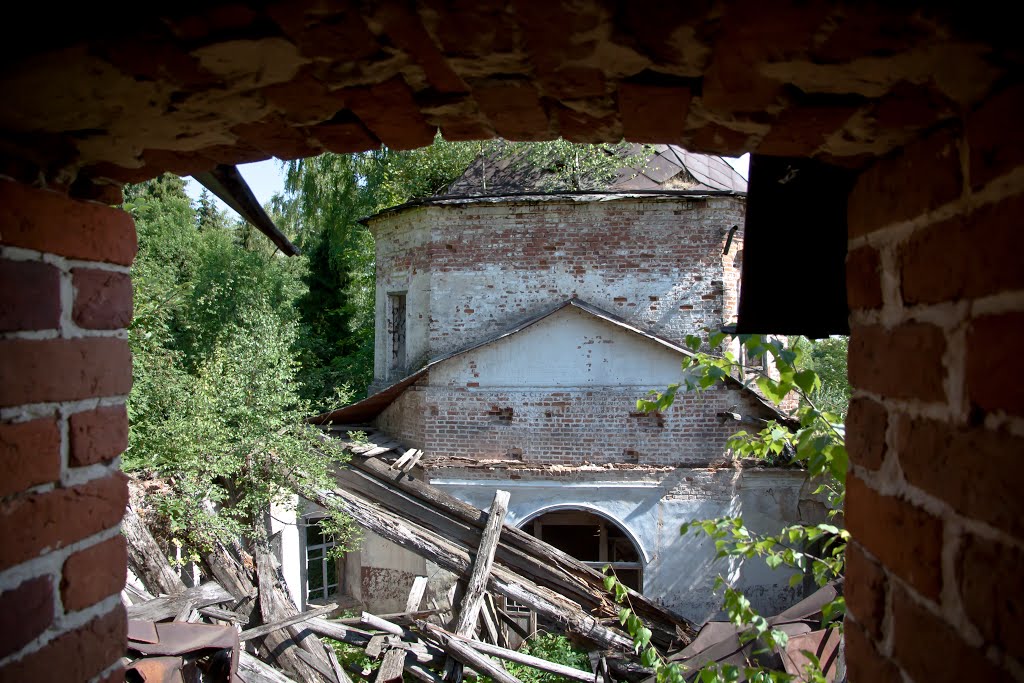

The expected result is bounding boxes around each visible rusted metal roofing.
[308,298,789,427]
[445,144,746,196]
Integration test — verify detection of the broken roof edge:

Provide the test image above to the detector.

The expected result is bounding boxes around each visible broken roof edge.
[359,188,745,226]
[308,298,792,428]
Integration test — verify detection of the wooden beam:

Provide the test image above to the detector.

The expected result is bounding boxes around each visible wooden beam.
[192,165,300,256]
[239,603,339,642]
[444,490,510,682]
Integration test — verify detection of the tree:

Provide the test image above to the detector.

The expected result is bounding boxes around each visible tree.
[278,135,651,410]
[123,175,349,554]
[609,333,847,682]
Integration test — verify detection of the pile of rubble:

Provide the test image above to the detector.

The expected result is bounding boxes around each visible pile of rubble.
[122,433,839,682]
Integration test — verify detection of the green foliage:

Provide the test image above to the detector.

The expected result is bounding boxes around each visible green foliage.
[623,333,846,682]
[495,139,648,191]
[279,135,645,411]
[124,174,350,553]
[500,633,590,683]
[279,134,489,410]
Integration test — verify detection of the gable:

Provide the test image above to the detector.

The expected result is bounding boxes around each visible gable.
[427,305,686,388]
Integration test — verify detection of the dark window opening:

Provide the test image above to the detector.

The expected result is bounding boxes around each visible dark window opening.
[523,509,642,592]
[388,292,407,377]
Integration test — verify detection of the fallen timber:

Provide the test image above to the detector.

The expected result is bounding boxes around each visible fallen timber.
[331,450,696,648]
[299,478,637,654]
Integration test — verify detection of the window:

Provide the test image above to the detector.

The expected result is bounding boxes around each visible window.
[523,509,642,592]
[304,519,338,603]
[388,292,407,377]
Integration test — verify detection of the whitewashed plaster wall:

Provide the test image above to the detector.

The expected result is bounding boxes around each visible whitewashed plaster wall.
[429,468,827,624]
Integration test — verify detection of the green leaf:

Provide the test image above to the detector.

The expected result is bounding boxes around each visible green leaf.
[619,608,631,626]
[793,369,820,395]
[709,331,727,349]
[641,645,660,667]
[686,334,702,351]
[603,575,615,591]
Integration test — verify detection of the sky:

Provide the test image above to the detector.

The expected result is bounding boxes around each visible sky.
[184,152,751,221]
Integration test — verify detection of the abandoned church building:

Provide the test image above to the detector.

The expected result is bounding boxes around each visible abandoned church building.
[2,3,1023,681]
[286,147,825,622]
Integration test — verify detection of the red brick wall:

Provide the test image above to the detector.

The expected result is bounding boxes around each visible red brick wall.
[0,179,133,683]
[382,378,777,467]
[370,196,745,383]
[843,83,1024,681]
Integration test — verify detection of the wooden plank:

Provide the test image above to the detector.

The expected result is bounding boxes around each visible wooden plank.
[406,576,429,613]
[444,491,509,682]
[339,456,695,646]
[127,582,233,621]
[366,635,386,659]
[426,625,597,683]
[304,618,374,648]
[401,450,424,473]
[391,448,419,470]
[375,649,406,683]
[303,484,634,654]
[123,504,187,597]
[436,631,522,683]
[494,606,531,641]
[239,603,339,642]
[238,652,299,683]
[325,641,353,683]
[480,597,501,646]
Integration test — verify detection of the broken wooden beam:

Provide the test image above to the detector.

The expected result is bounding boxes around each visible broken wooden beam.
[444,490,510,683]
[435,631,522,683]
[127,582,234,622]
[239,603,339,642]
[333,456,695,646]
[423,623,597,683]
[301,483,635,654]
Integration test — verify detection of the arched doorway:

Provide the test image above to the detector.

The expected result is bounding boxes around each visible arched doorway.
[521,509,643,592]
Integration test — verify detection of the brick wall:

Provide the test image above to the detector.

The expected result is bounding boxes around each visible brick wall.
[843,83,1024,681]
[370,195,745,383]
[396,380,776,467]
[0,179,133,683]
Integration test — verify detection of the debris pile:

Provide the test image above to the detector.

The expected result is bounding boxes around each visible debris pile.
[122,431,840,682]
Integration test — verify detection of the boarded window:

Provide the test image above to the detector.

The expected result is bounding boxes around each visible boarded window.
[388,292,407,376]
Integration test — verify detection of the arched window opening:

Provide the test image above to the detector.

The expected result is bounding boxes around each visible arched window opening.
[523,509,642,592]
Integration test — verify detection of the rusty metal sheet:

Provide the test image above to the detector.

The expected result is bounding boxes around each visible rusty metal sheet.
[128,656,185,683]
[128,619,160,644]
[780,628,841,682]
[128,621,240,682]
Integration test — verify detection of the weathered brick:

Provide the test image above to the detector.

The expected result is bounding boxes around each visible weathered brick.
[0,417,61,497]
[757,105,858,157]
[0,179,137,266]
[0,338,132,407]
[966,312,1024,418]
[843,619,903,683]
[618,82,690,143]
[0,473,128,571]
[69,404,128,468]
[891,583,1007,682]
[0,259,61,332]
[0,605,126,683]
[62,535,127,612]
[845,397,888,470]
[309,116,380,155]
[231,116,323,161]
[896,416,1023,540]
[844,541,888,640]
[848,322,946,402]
[474,80,551,142]
[901,194,1024,305]
[845,474,943,600]
[967,82,1024,190]
[845,246,883,311]
[848,126,962,238]
[958,533,1024,662]
[371,4,467,94]
[72,268,133,330]
[0,576,53,659]
[343,77,436,150]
